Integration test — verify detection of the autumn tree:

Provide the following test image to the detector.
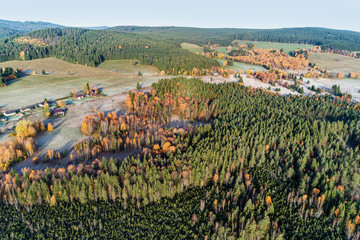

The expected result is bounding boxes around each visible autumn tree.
[48,123,54,132]
[57,100,66,108]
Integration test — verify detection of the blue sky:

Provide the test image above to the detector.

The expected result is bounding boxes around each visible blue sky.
[2,0,360,32]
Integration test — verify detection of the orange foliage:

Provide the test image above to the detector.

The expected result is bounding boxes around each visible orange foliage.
[48,123,54,132]
[335,208,340,217]
[265,195,272,206]
[229,49,309,70]
[213,173,219,184]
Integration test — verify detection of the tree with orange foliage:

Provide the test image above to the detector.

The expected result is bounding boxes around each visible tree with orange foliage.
[162,142,171,152]
[346,220,355,239]
[213,173,219,184]
[57,100,66,108]
[265,196,272,207]
[50,195,56,206]
[48,123,54,132]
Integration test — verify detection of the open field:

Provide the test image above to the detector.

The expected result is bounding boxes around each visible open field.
[233,40,315,54]
[217,59,267,72]
[214,46,229,55]
[0,58,160,109]
[308,53,360,74]
[304,77,360,102]
[181,42,203,54]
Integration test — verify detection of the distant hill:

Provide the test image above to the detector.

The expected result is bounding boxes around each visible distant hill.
[108,26,360,51]
[0,26,23,39]
[0,19,64,38]
[85,26,109,30]
[0,19,64,32]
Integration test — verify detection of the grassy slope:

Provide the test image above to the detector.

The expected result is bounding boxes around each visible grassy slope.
[0,58,159,109]
[308,53,360,73]
[217,59,267,72]
[180,42,203,54]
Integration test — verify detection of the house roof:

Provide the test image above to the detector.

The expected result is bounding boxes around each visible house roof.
[51,108,66,113]
[3,109,17,115]
[20,105,35,110]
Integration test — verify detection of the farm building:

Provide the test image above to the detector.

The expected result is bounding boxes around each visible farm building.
[51,108,66,116]
[39,102,46,107]
[3,109,17,117]
[39,101,54,107]
[74,94,84,100]
[20,105,35,112]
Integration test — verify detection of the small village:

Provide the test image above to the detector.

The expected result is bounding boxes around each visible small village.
[0,84,100,133]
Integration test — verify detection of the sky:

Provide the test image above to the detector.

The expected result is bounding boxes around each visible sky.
[1,0,360,32]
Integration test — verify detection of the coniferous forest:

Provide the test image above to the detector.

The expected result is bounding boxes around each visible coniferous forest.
[1,77,360,239]
[0,28,219,73]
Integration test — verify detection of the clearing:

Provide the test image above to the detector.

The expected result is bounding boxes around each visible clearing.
[308,53,360,74]
[0,58,159,109]
[217,59,268,72]
[10,92,131,173]
[181,42,203,54]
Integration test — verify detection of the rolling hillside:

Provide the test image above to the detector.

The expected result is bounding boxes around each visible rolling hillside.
[109,26,360,51]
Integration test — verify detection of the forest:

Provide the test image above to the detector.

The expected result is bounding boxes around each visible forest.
[1,77,360,239]
[109,26,360,51]
[0,28,219,73]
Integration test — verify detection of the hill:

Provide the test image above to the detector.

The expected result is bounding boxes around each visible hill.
[109,26,360,51]
[0,19,64,33]
[0,58,159,109]
[0,28,219,73]
[0,25,23,39]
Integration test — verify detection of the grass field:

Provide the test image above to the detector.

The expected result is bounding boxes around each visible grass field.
[308,53,360,74]
[0,58,159,109]
[233,40,315,54]
[181,42,203,54]
[217,59,267,72]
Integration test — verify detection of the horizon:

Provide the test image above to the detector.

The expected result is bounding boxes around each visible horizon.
[2,18,360,34]
[1,0,359,32]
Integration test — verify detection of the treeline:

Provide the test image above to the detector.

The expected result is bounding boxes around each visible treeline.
[0,28,219,73]
[1,78,360,238]
[109,26,360,51]
[0,67,19,86]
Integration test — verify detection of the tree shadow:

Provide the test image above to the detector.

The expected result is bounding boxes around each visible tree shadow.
[5,78,22,86]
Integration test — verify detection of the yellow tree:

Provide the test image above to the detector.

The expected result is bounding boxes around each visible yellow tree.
[48,123,54,132]
[265,196,272,207]
[57,100,66,108]
[50,195,57,206]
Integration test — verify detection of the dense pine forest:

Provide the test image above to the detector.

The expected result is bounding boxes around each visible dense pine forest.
[0,28,219,73]
[1,78,360,239]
